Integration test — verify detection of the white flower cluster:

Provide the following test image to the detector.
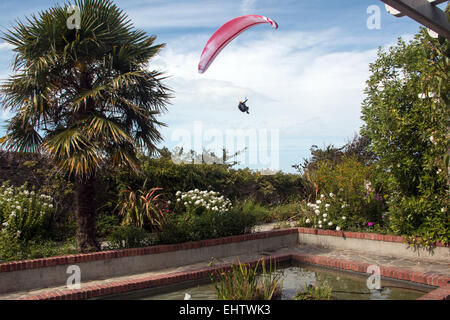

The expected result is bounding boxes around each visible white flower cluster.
[304,193,346,231]
[0,183,54,236]
[176,189,233,213]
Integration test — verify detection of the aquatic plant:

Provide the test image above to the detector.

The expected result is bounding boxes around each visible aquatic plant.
[210,258,282,300]
[294,283,334,300]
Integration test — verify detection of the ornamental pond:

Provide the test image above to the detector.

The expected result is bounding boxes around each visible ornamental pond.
[98,261,434,300]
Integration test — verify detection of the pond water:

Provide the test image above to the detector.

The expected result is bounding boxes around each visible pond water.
[101,261,433,300]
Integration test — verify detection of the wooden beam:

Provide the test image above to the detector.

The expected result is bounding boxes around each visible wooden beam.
[381,0,450,39]
[428,0,447,5]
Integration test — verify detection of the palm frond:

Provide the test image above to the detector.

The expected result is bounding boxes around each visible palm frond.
[1,114,42,153]
[87,115,133,144]
[0,0,172,177]
[41,128,101,176]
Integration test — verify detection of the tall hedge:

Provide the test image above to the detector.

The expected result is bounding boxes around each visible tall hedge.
[115,156,303,205]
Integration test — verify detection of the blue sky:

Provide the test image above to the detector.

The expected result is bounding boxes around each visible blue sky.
[0,0,438,173]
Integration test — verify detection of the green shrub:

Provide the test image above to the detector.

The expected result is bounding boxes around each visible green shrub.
[0,235,77,262]
[267,202,306,222]
[106,225,153,249]
[26,239,78,260]
[157,189,257,244]
[213,209,258,238]
[387,196,448,246]
[236,199,307,224]
[361,29,449,246]
[236,199,270,223]
[96,213,120,238]
[116,157,303,206]
[0,182,80,261]
[0,153,76,242]
[311,156,373,208]
[156,209,257,245]
[301,157,387,231]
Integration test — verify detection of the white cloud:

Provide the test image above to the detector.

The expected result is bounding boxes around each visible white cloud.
[241,0,257,14]
[151,28,378,171]
[0,43,14,51]
[0,109,11,122]
[0,0,424,172]
[123,0,237,29]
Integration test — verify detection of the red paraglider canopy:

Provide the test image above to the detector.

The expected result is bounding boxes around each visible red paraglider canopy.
[198,15,278,74]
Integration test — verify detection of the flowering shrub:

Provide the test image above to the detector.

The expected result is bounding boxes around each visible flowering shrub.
[0,182,54,241]
[299,193,349,231]
[157,192,259,244]
[155,189,259,244]
[299,187,388,232]
[311,157,374,210]
[304,156,388,230]
[175,189,233,215]
[0,182,58,261]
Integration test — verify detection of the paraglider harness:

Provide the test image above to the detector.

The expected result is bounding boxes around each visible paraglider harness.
[238,99,249,114]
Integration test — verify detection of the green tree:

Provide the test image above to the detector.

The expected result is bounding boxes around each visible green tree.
[0,0,171,252]
[293,134,376,174]
[361,26,449,245]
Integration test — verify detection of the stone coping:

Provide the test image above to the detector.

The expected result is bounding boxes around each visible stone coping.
[1,227,447,274]
[17,253,450,300]
[296,227,448,247]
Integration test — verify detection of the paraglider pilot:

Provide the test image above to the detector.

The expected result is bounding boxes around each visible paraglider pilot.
[238,99,249,114]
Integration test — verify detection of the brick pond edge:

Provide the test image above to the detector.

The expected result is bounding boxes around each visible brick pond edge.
[17,253,450,300]
[1,228,448,300]
[1,227,446,274]
[0,229,297,273]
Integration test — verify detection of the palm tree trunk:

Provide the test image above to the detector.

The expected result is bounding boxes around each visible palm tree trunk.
[74,175,100,252]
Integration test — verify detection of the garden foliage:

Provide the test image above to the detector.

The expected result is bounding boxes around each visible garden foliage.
[361,29,449,245]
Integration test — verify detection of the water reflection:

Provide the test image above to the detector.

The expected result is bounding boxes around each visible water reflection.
[104,263,432,300]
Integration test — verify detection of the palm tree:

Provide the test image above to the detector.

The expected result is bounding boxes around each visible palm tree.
[0,0,171,252]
